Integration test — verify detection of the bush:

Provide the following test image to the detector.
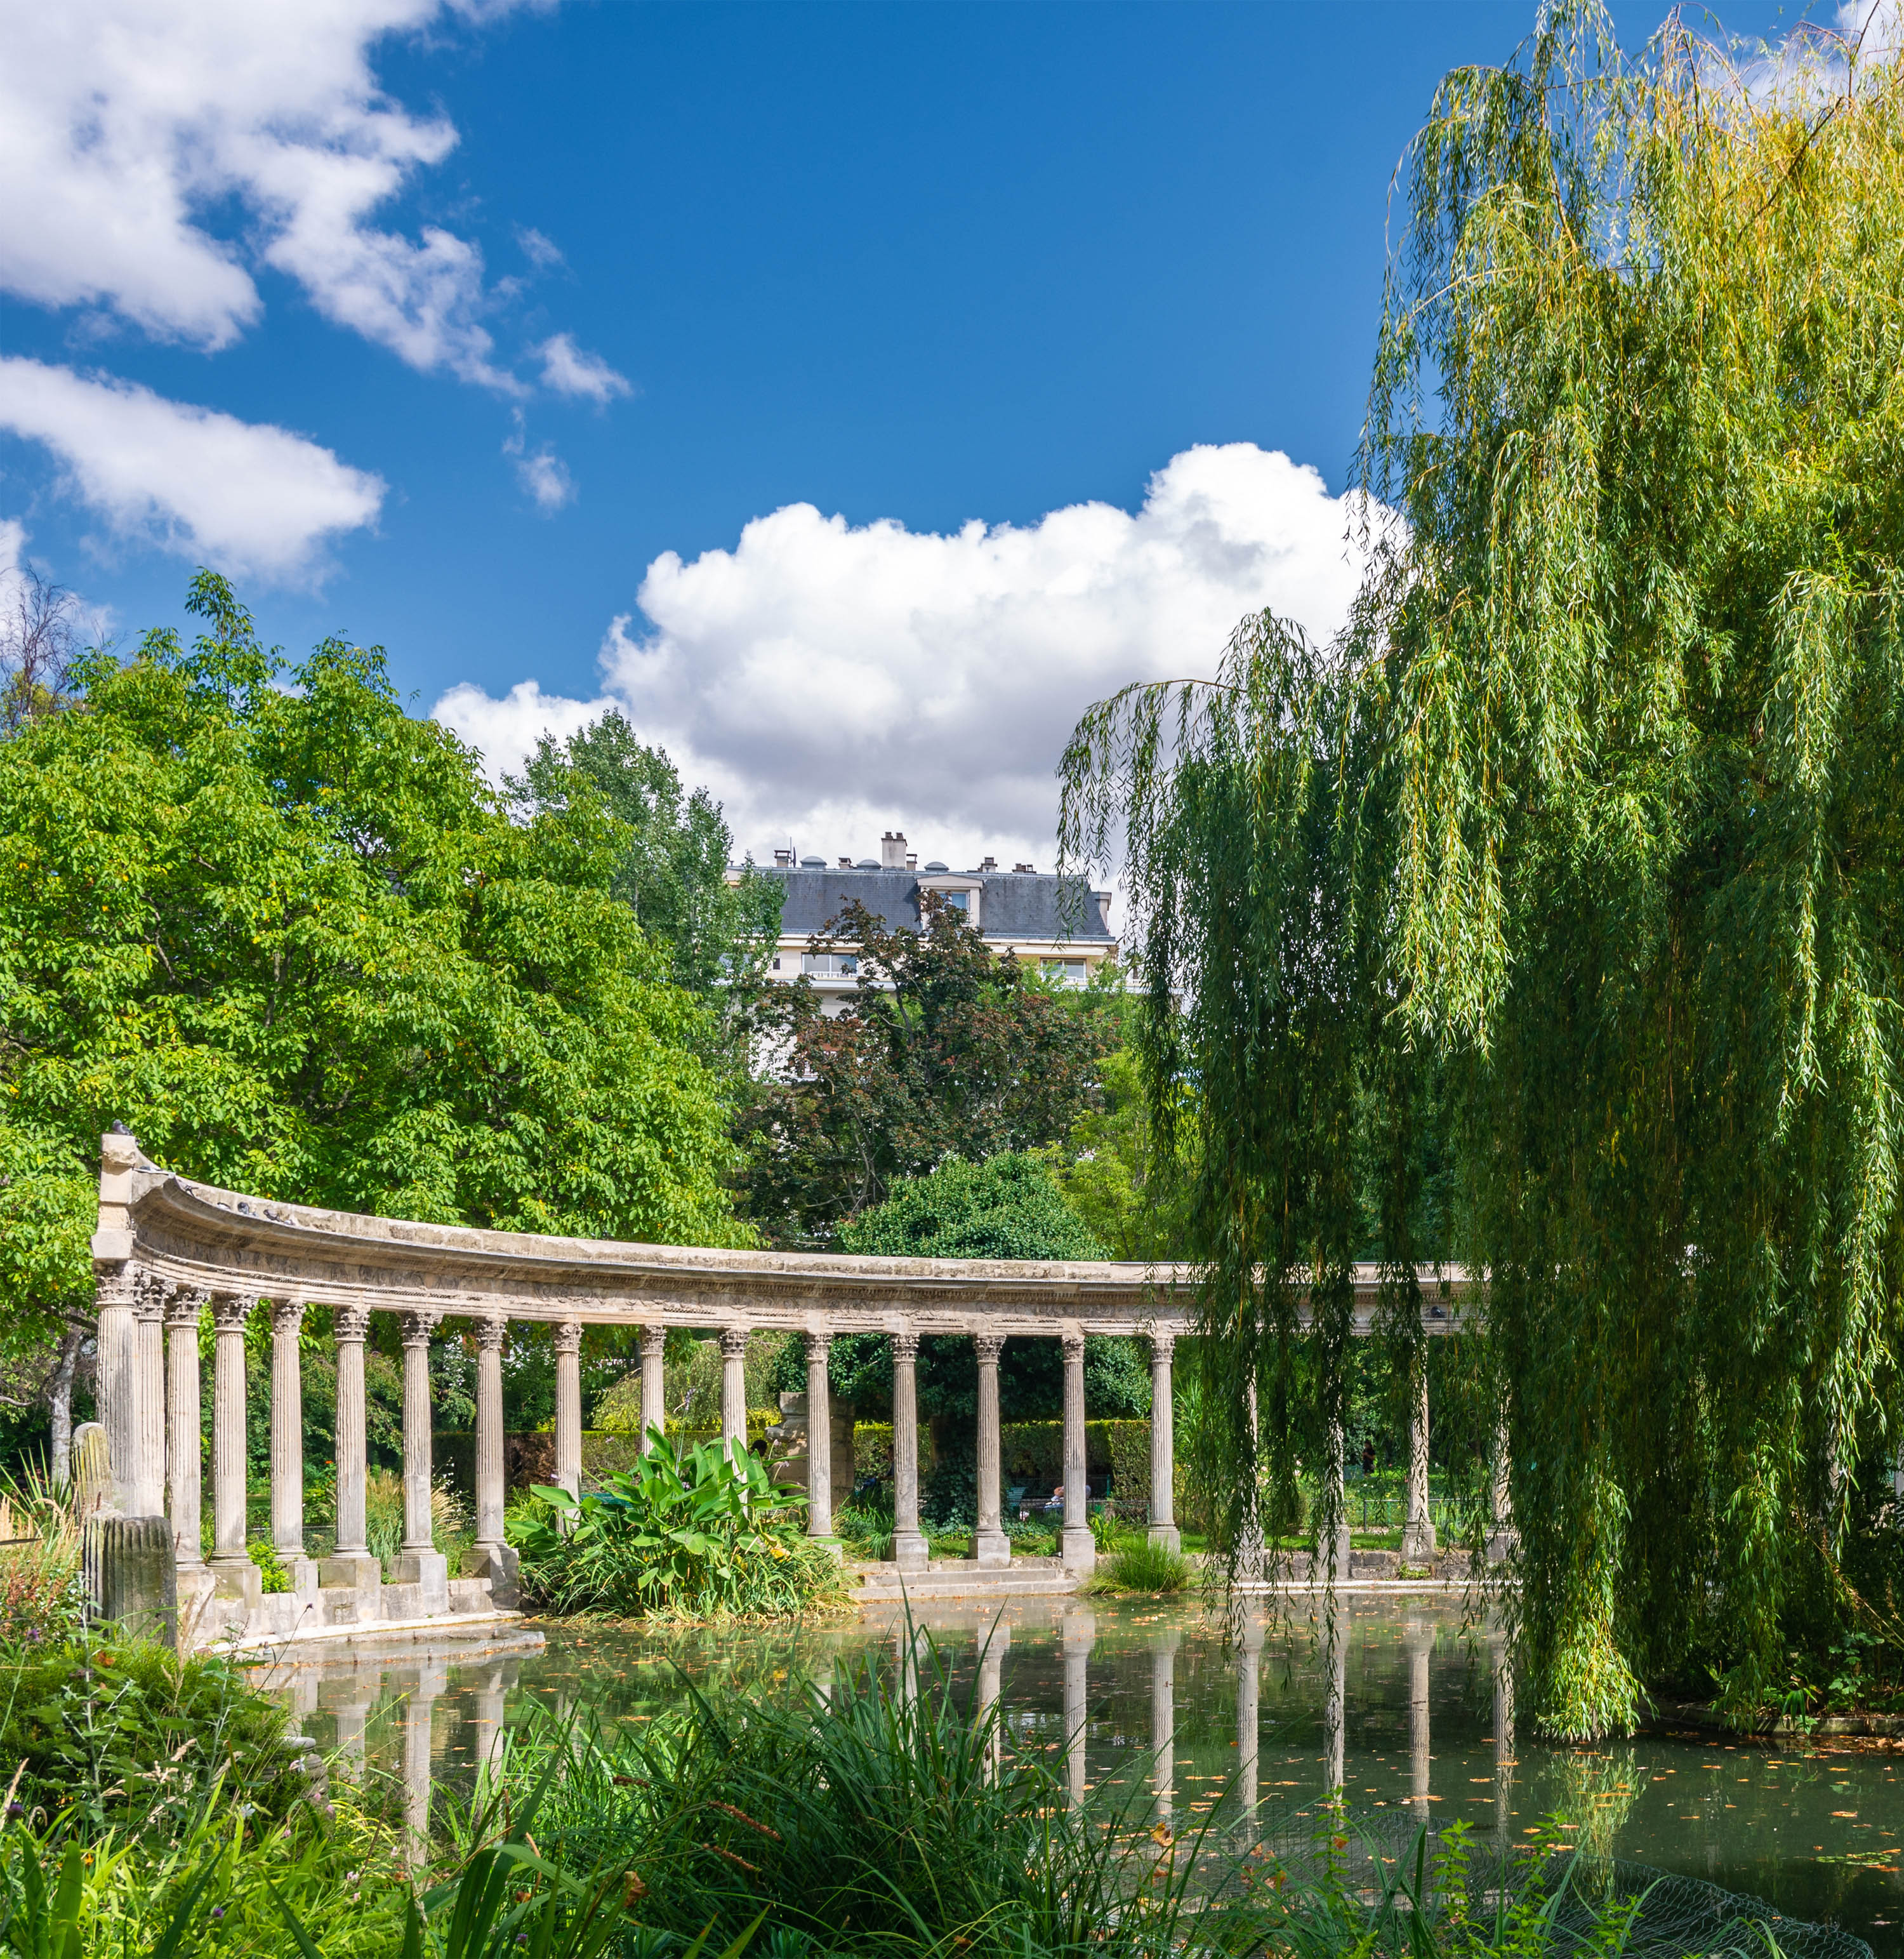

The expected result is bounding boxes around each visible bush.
[508,1435,850,1621]
[0,1634,309,1838]
[1085,1538,1196,1595]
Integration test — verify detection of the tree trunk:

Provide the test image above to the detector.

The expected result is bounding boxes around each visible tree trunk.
[47,1322,84,1491]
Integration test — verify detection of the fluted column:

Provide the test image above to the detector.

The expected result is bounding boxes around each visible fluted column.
[131,1273,167,1518]
[166,1287,207,1576]
[321,1303,381,1591]
[805,1331,834,1538]
[1060,1328,1095,1575]
[890,1329,928,1572]
[553,1320,583,1506]
[1062,1604,1094,1809]
[92,1131,143,1513]
[1401,1350,1436,1563]
[1147,1330,1179,1552]
[1406,1619,1433,1820]
[269,1298,318,1595]
[388,1310,448,1610]
[639,1325,666,1449]
[973,1330,1008,1568]
[1488,1393,1516,1560]
[208,1294,261,1611]
[461,1314,519,1605]
[1318,1415,1352,1582]
[718,1327,748,1466]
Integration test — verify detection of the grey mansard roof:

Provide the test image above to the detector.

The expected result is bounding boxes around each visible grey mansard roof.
[758,866,1113,943]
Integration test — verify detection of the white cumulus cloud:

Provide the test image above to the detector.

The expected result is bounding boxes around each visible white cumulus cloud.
[0,358,385,583]
[433,442,1385,872]
[0,0,573,390]
[536,333,632,404]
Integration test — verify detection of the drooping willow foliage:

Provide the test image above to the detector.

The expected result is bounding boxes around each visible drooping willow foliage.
[1060,3,1904,1737]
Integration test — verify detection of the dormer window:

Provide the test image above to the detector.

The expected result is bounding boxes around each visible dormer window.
[944,891,969,912]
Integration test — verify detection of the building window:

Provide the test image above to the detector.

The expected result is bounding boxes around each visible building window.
[802,952,859,978]
[943,890,969,912]
[1043,959,1088,988]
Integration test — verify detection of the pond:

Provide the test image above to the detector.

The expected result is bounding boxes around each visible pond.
[255,1593,1904,1956]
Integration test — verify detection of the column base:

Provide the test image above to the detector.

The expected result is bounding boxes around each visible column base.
[1061,1526,1097,1576]
[1486,1528,1518,1563]
[1147,1523,1182,1554]
[892,1530,930,1573]
[209,1553,263,1614]
[389,1549,451,1614]
[806,1535,847,1564]
[463,1541,520,1609]
[1314,1525,1354,1579]
[175,1563,218,1644]
[320,1550,385,1593]
[974,1527,1011,1569]
[1399,1521,1438,1563]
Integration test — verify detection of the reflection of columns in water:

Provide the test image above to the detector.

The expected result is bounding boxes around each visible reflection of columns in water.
[326,1665,378,1772]
[1062,1605,1094,1809]
[1490,1636,1514,1855]
[402,1659,447,1859]
[1406,1619,1432,1823]
[1321,1607,1347,1796]
[470,1661,512,1792]
[894,1620,923,1711]
[1235,1612,1264,1831]
[976,1620,1011,1779]
[1151,1630,1180,1830]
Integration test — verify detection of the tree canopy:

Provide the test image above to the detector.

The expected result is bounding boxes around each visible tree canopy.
[1061,4,1904,1736]
[737,897,1121,1247]
[0,574,750,1368]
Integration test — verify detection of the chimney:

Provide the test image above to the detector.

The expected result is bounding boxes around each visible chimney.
[980,854,997,873]
[1013,861,1033,874]
[838,856,852,869]
[906,851,918,870]
[773,847,793,868]
[880,830,908,870]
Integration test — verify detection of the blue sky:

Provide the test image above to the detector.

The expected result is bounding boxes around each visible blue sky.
[0,0,1814,865]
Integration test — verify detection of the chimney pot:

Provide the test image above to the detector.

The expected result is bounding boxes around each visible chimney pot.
[880,830,908,870]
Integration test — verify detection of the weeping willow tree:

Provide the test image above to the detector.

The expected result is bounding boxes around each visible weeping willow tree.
[1061,3,1904,1738]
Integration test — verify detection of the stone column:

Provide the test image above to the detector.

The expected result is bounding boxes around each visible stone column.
[463,1314,520,1607]
[321,1304,381,1592]
[1238,1367,1264,1586]
[890,1329,929,1572]
[1060,1327,1095,1576]
[718,1326,749,1466]
[1061,1604,1094,1810]
[1401,1350,1436,1563]
[977,1620,1012,1781]
[553,1320,583,1506]
[388,1310,448,1610]
[805,1331,835,1539]
[1488,1395,1516,1559]
[131,1273,167,1519]
[92,1131,144,1513]
[208,1294,261,1614]
[165,1288,206,1576]
[1318,1415,1353,1581]
[639,1325,667,1448]
[973,1330,1008,1569]
[1147,1330,1180,1552]
[1151,1628,1180,1832]
[1406,1619,1432,1821]
[1235,1610,1264,1833]
[268,1299,319,1595]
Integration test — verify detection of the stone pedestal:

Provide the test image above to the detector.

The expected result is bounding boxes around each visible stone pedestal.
[390,1549,451,1614]
[320,1550,383,1593]
[462,1541,520,1608]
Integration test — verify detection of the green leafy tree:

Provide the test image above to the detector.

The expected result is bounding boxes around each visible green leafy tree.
[738,898,1120,1246]
[1061,5,1904,1736]
[509,710,783,1010]
[0,574,750,1435]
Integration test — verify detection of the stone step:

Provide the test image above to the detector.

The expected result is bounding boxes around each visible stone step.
[851,1569,1079,1601]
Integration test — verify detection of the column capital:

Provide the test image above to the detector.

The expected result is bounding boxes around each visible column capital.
[718,1325,749,1361]
[973,1331,1005,1365]
[333,1302,373,1344]
[474,1313,507,1353]
[1061,1329,1085,1365]
[890,1328,920,1364]
[1149,1328,1176,1364]
[209,1292,253,1334]
[640,1322,666,1360]
[553,1318,583,1356]
[132,1269,169,1322]
[400,1310,442,1348]
[270,1298,307,1338]
[164,1284,209,1332]
[93,1262,138,1311]
[806,1329,832,1360]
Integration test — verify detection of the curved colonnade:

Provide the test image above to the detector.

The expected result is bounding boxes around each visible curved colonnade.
[89,1131,1479,1645]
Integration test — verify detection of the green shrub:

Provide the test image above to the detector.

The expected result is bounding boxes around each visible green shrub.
[0,1635,309,1838]
[508,1435,850,1621]
[1085,1538,1195,1595]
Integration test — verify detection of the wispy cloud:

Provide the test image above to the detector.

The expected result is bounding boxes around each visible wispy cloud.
[536,333,633,404]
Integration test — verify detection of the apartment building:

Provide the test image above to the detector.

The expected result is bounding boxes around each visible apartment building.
[732,830,1118,1013]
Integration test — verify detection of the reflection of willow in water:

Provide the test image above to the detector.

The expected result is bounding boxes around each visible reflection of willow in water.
[1544,1745,1643,1860]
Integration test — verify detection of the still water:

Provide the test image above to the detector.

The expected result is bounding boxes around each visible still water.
[255,1595,1904,1956]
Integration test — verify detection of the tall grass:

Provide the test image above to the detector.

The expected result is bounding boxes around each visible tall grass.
[0,1471,86,1646]
[1083,1537,1196,1596]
